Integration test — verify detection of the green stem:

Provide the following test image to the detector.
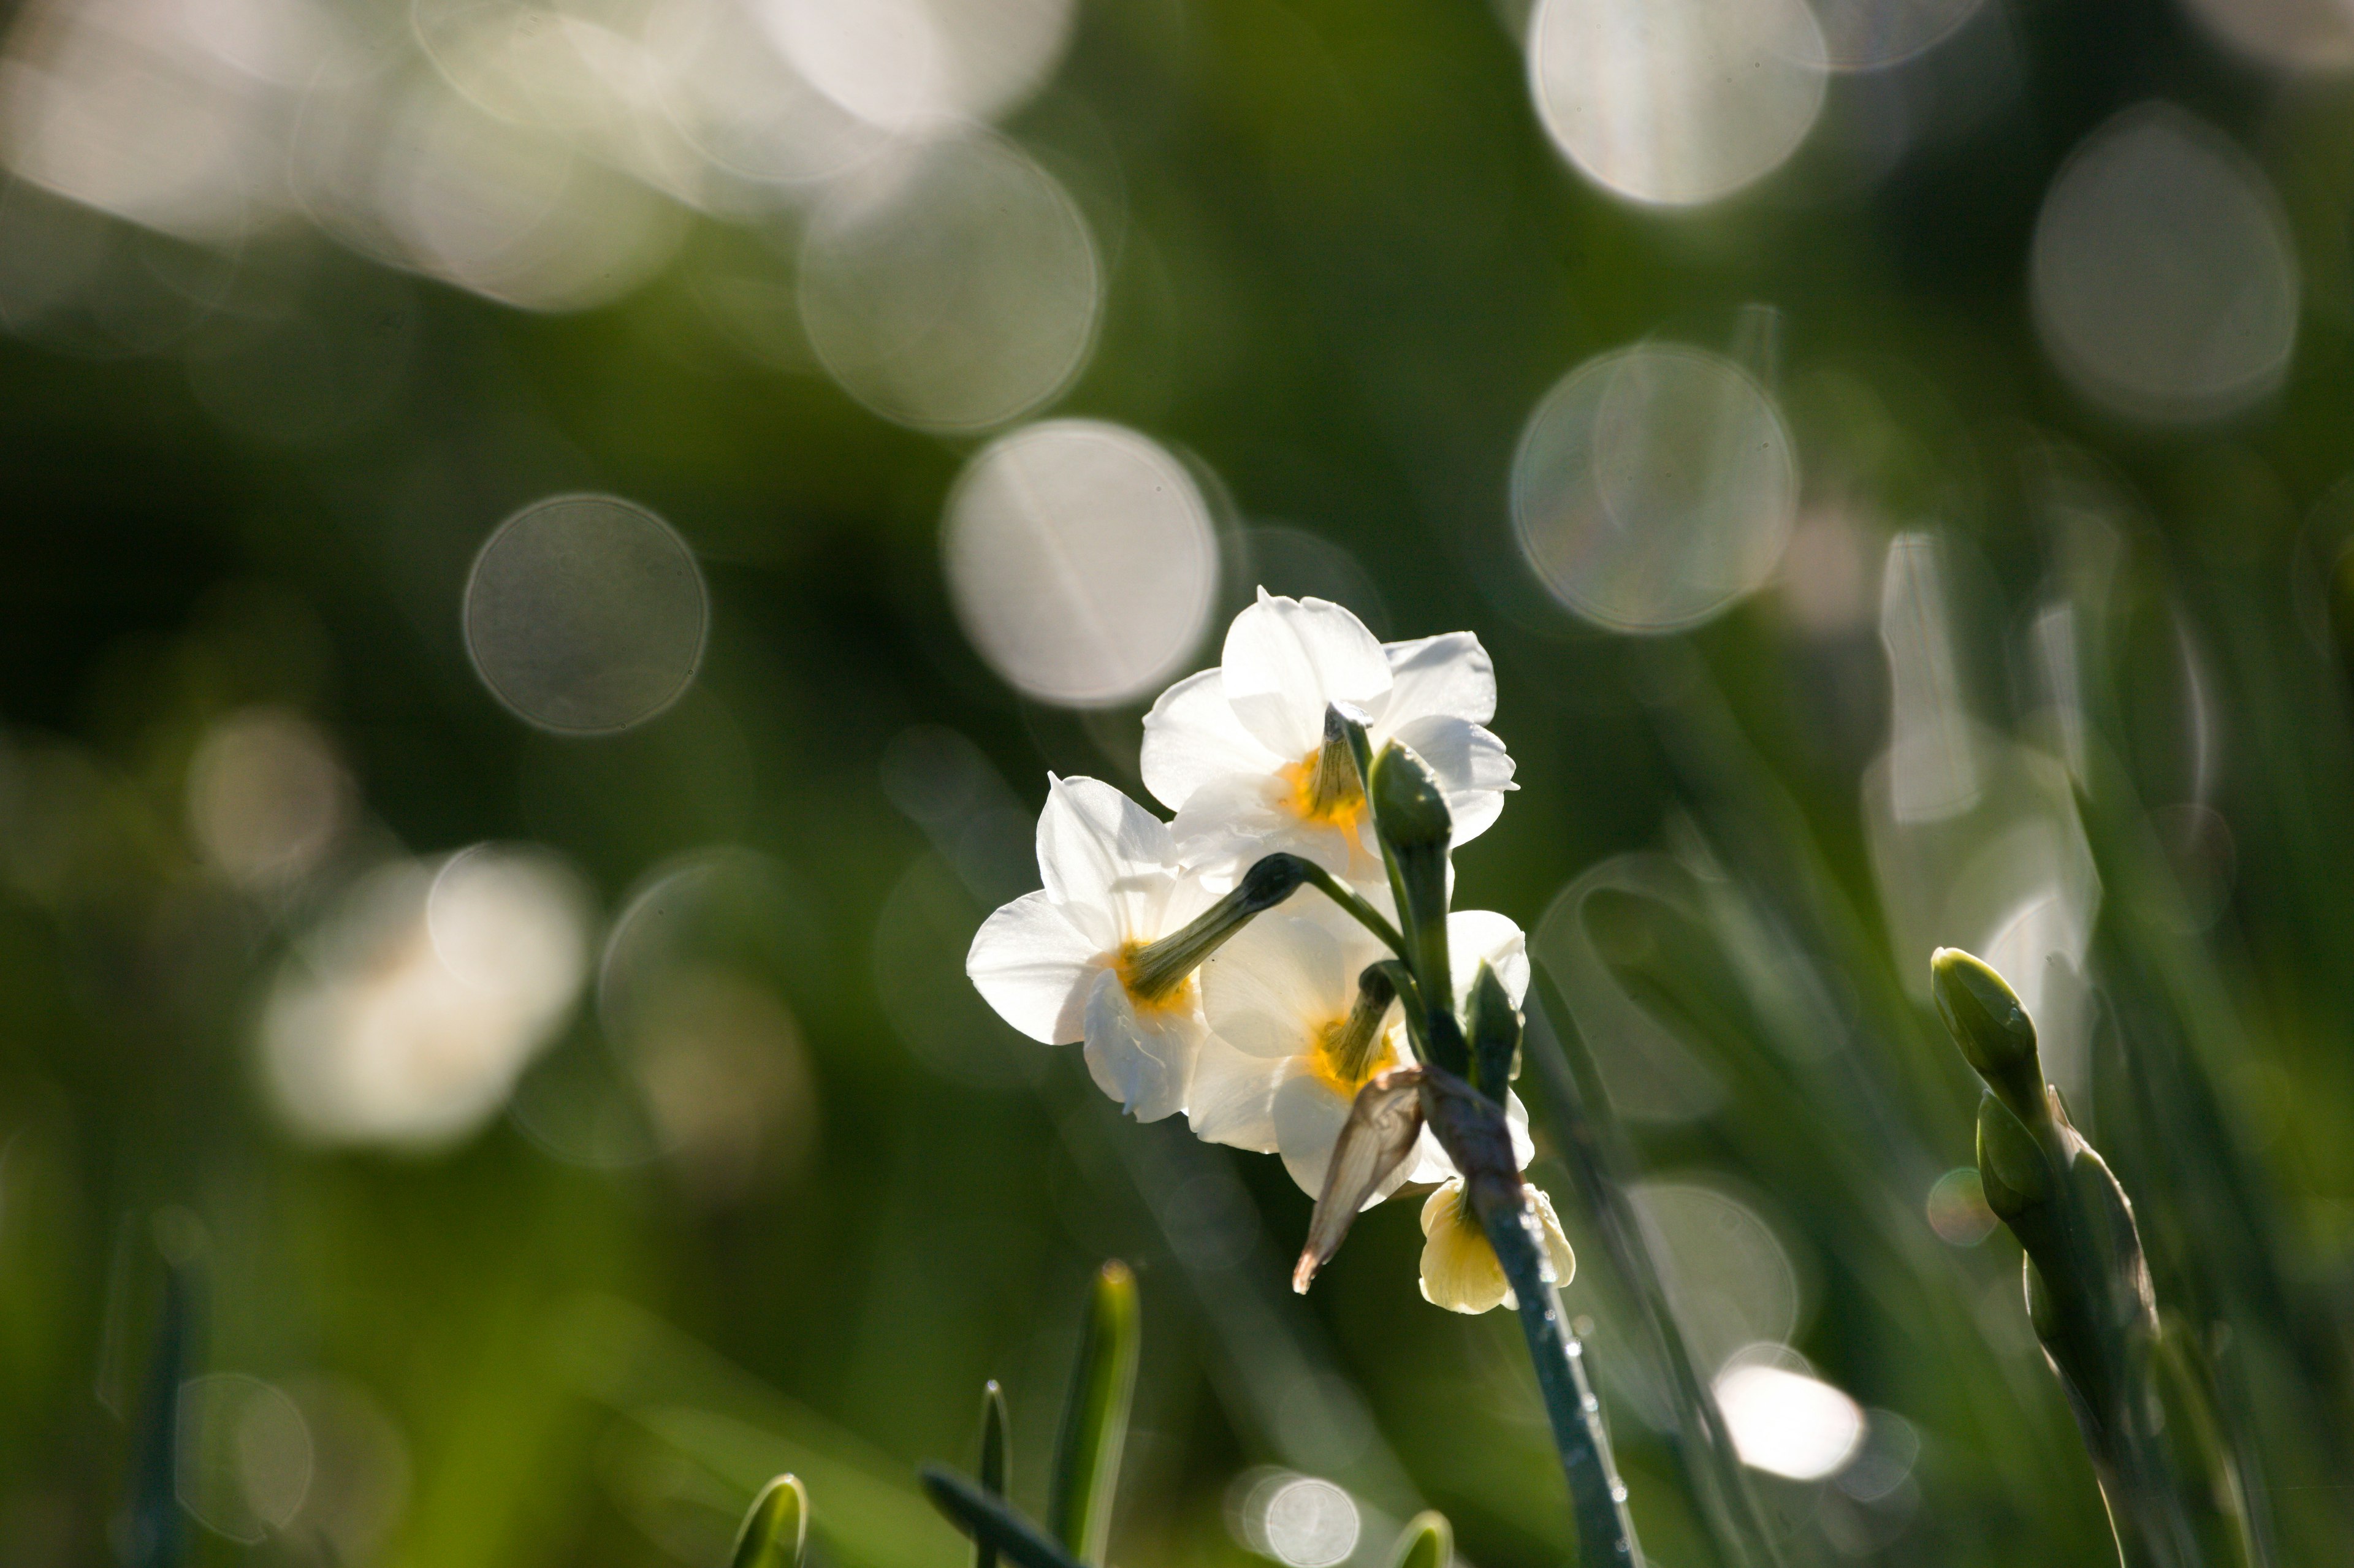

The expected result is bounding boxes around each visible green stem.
[1523,983,1781,1568]
[1293,859,1409,960]
[1479,1195,1640,1567]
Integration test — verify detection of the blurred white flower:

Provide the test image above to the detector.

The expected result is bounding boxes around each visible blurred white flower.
[1195,902,1535,1200]
[1141,590,1514,886]
[1419,1179,1574,1315]
[261,846,592,1148]
[964,775,1217,1121]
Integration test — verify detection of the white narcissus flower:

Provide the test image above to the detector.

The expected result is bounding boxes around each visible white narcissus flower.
[1419,1180,1575,1314]
[1141,589,1515,886]
[1192,901,1537,1201]
[965,775,1219,1121]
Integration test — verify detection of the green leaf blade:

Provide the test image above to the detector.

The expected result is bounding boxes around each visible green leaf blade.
[731,1474,809,1568]
[1048,1261,1140,1565]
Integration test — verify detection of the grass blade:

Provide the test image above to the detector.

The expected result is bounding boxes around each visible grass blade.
[923,1466,1089,1568]
[126,1260,196,1568]
[976,1381,1010,1568]
[1048,1262,1138,1564]
[730,1474,808,1568]
[1385,1510,1452,1568]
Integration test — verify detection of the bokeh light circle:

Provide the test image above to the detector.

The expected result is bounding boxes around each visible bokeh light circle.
[1512,343,1799,633]
[2180,0,2354,75]
[464,493,709,735]
[943,418,1219,707]
[756,0,1077,132]
[1528,0,1829,207]
[2030,103,2299,425]
[799,130,1100,432]
[1810,0,1986,71]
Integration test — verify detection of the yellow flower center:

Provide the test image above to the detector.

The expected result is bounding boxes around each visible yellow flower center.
[1308,1013,1398,1097]
[1113,943,1199,1015]
[1279,752,1369,832]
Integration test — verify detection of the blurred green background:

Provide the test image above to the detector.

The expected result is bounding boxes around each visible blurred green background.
[3,0,2352,1564]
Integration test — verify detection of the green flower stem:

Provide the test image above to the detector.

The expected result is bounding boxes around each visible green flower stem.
[1482,1187,1639,1567]
[1292,858,1409,960]
[1123,857,1311,999]
[1424,1070,1639,1567]
[1938,950,2201,1568]
[1523,983,1783,1568]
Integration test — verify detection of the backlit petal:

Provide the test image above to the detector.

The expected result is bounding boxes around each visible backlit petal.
[1141,668,1279,812]
[1221,590,1392,760]
[1379,631,1497,728]
[966,890,1102,1044]
[1186,1033,1287,1151]
[1082,967,1201,1122]
[1447,910,1530,1009]
[1037,775,1180,945]
[1203,911,1346,1058]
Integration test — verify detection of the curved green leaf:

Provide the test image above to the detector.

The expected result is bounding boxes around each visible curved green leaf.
[731,1474,808,1568]
[1049,1261,1138,1565]
[1385,1511,1453,1568]
[923,1466,1089,1568]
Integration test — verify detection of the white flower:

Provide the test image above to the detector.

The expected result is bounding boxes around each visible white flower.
[1192,900,1537,1200]
[1419,1179,1575,1315]
[965,775,1220,1121]
[1140,590,1515,885]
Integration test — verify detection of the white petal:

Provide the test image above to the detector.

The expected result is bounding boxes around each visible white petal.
[1037,775,1178,943]
[1505,1090,1536,1170]
[1529,1182,1577,1285]
[966,890,1103,1044]
[1203,912,1346,1058]
[1447,910,1530,1008]
[1387,714,1515,844]
[1379,631,1497,728]
[1140,669,1279,812]
[1081,967,1202,1122]
[1271,1071,1414,1206]
[1221,590,1393,760]
[1186,1033,1287,1151]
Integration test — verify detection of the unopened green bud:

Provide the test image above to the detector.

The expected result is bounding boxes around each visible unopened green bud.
[1933,948,2047,1118]
[1975,1094,2051,1219]
[1369,743,1452,1016]
[1466,962,1520,1103]
[732,1475,809,1568]
[1368,742,1452,853]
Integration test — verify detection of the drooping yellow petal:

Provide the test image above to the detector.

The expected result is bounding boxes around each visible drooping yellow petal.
[1417,1180,1511,1314]
[1416,1179,1577,1314]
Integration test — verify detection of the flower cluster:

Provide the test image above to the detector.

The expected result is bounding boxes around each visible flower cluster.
[967,591,1571,1312]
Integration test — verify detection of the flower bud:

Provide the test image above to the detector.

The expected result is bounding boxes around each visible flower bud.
[1369,741,1452,854]
[1933,947,2047,1119]
[1369,742,1453,1014]
[1975,1094,2052,1219]
[1466,961,1520,1102]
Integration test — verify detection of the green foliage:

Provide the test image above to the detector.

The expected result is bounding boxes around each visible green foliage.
[1048,1263,1139,1566]
[729,1475,808,1568]
[1385,1511,1454,1568]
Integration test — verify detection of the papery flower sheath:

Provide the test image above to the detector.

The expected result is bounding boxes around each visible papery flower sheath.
[966,775,1219,1121]
[1192,900,1536,1200]
[1140,590,1515,885]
